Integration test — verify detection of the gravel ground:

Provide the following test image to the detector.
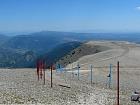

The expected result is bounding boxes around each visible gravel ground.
[0,68,139,105]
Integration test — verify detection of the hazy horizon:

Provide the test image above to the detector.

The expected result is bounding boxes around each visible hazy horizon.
[1,30,140,36]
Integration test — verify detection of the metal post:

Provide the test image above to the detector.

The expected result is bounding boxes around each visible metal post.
[72,64,74,78]
[56,64,59,72]
[90,65,93,84]
[109,64,112,88]
[117,61,120,105]
[51,65,53,88]
[60,64,63,73]
[77,63,80,80]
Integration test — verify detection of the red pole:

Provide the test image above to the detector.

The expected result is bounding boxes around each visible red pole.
[38,61,40,80]
[37,60,39,81]
[117,61,120,105]
[40,60,43,79]
[43,61,46,85]
[51,65,53,88]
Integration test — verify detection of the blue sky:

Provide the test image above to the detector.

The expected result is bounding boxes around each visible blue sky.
[0,0,140,33]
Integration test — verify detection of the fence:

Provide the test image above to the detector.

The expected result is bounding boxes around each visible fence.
[37,60,140,105]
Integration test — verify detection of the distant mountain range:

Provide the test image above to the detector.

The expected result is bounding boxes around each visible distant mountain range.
[0,34,10,45]
[0,31,140,68]
[0,31,83,68]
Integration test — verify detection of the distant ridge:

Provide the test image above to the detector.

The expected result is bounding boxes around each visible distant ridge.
[0,31,140,68]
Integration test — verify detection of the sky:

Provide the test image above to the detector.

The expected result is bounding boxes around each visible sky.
[0,0,140,33]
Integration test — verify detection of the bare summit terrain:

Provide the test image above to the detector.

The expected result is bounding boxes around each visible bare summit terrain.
[0,41,140,105]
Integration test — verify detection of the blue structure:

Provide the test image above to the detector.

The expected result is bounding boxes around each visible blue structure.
[56,64,64,73]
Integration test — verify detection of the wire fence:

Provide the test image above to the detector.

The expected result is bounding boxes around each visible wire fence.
[53,62,140,92]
